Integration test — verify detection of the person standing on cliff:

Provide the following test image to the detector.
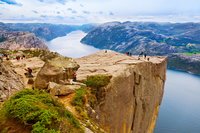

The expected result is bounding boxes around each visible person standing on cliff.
[72,71,77,82]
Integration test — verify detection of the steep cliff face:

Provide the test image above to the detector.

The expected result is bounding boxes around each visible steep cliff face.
[0,61,24,102]
[0,31,48,50]
[76,50,167,133]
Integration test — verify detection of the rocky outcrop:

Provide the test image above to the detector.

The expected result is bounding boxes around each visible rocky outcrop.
[34,56,80,90]
[76,50,167,133]
[168,53,200,75]
[48,82,80,96]
[0,61,24,102]
[0,31,48,50]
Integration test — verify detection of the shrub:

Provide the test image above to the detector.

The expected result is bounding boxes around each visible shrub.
[71,88,86,107]
[85,75,111,89]
[2,89,83,133]
[85,75,111,102]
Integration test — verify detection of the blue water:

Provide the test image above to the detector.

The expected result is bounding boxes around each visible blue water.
[155,70,200,133]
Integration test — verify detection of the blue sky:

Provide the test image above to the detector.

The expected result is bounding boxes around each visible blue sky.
[1,0,200,24]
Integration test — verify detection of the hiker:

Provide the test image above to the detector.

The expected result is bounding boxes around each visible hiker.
[16,56,20,61]
[25,67,33,78]
[3,54,7,58]
[139,52,143,57]
[144,53,147,59]
[21,55,26,59]
[72,71,77,82]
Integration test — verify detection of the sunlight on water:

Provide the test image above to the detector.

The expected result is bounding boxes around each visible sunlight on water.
[47,31,99,58]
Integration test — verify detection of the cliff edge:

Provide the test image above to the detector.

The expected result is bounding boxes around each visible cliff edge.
[76,50,167,133]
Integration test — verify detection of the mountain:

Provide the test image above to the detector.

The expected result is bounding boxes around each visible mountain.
[168,53,200,74]
[81,22,200,55]
[0,22,97,41]
[0,30,48,50]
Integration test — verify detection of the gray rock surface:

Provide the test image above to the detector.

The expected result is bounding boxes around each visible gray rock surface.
[48,82,80,96]
[0,61,24,101]
[34,56,80,89]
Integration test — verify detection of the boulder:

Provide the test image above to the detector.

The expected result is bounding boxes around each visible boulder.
[48,82,80,96]
[0,61,24,101]
[34,56,79,90]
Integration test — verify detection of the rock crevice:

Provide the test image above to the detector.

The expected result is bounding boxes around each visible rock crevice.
[76,50,167,133]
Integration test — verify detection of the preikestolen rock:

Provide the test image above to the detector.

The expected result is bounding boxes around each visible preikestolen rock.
[34,56,80,90]
[48,82,80,96]
[75,50,167,133]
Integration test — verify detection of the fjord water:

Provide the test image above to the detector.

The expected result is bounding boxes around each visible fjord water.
[155,70,200,133]
[47,31,99,58]
[47,31,200,133]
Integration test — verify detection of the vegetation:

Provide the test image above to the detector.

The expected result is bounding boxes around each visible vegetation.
[71,88,86,107]
[0,36,6,43]
[71,87,89,119]
[84,75,111,106]
[85,75,111,90]
[0,89,84,133]
[182,52,200,56]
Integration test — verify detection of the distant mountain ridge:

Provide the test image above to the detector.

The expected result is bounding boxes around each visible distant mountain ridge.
[0,22,97,41]
[81,21,200,55]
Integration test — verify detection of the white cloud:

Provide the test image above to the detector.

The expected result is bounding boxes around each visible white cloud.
[1,0,200,24]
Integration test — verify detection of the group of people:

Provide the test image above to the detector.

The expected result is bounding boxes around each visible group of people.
[16,55,26,61]
[138,52,149,61]
[125,52,132,56]
[0,53,9,62]
[124,51,150,61]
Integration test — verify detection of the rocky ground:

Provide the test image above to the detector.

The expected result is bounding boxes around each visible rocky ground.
[0,49,167,133]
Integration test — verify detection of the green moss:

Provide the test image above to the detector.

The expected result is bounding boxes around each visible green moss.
[85,75,111,89]
[1,89,83,133]
[84,75,111,105]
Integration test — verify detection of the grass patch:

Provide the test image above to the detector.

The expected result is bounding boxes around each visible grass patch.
[84,75,111,105]
[71,88,86,108]
[85,75,111,90]
[0,89,83,133]
[182,52,200,56]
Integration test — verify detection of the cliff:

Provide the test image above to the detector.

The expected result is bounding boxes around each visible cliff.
[0,50,166,133]
[0,61,24,102]
[0,31,48,50]
[76,50,167,133]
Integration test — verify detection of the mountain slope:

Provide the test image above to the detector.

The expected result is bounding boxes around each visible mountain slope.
[0,31,48,50]
[81,22,200,55]
[0,23,97,41]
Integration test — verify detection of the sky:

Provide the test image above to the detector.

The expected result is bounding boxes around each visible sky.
[1,0,200,24]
